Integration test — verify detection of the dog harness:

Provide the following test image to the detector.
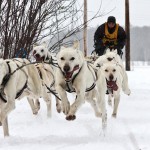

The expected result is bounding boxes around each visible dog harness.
[0,60,28,103]
[32,63,61,101]
[61,63,96,93]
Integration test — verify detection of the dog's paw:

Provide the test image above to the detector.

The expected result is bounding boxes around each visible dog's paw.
[33,111,38,115]
[124,88,131,96]
[95,112,102,118]
[66,115,76,121]
[112,113,117,118]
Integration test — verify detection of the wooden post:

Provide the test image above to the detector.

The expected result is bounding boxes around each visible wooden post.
[83,0,87,57]
[125,0,131,71]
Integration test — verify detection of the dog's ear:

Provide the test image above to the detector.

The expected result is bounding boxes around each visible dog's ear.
[41,41,47,47]
[106,48,111,53]
[113,49,118,54]
[33,43,39,47]
[73,40,80,49]
[60,46,67,51]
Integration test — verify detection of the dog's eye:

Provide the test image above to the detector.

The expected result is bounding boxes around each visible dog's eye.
[105,69,108,72]
[60,57,64,60]
[70,57,75,61]
[70,57,75,60]
[41,49,44,52]
[113,69,116,72]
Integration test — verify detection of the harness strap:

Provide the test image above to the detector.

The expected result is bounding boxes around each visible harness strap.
[36,66,43,79]
[1,61,11,87]
[0,92,7,103]
[15,81,28,99]
[85,83,96,92]
[45,84,61,101]
[0,59,28,103]
[0,81,28,103]
[66,63,96,93]
[71,65,82,83]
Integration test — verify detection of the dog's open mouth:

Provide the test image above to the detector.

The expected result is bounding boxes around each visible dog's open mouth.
[35,57,44,62]
[65,72,73,79]
[106,79,118,91]
[34,54,45,62]
[64,65,79,81]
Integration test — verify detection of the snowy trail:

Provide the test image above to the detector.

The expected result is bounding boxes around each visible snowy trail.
[0,66,150,150]
[123,119,141,150]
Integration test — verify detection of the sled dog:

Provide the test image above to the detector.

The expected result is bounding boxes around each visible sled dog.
[96,61,125,117]
[55,41,106,129]
[32,42,52,62]
[17,62,61,116]
[0,58,43,136]
[94,49,131,96]
[31,43,61,114]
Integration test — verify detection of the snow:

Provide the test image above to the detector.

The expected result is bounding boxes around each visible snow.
[0,65,150,150]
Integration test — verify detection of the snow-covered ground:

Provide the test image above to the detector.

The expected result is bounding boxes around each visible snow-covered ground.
[0,66,150,150]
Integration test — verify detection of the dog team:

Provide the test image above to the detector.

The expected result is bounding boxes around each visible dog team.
[0,40,131,137]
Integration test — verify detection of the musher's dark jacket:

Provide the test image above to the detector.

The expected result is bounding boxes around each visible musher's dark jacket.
[94,23,126,56]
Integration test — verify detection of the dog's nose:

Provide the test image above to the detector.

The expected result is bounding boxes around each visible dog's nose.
[109,74,114,81]
[35,54,40,58]
[107,57,113,61]
[63,65,70,72]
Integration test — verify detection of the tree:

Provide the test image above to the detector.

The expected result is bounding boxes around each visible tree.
[0,0,109,59]
[125,0,131,70]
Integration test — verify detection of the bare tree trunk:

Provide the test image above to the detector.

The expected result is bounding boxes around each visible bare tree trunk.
[1,0,105,58]
[83,0,87,57]
[125,0,131,71]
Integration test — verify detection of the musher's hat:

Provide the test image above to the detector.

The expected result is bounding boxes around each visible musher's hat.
[107,16,116,24]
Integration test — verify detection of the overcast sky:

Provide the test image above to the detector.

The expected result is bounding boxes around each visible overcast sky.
[77,0,150,27]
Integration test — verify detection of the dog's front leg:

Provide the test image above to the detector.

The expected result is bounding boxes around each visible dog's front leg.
[0,90,16,123]
[96,77,107,130]
[66,88,85,120]
[1,98,15,123]
[112,92,120,118]
[2,117,9,137]
[56,85,70,115]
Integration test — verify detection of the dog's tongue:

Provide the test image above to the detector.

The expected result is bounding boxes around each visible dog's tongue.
[65,72,72,79]
[107,81,118,91]
[35,56,44,62]
[64,65,79,80]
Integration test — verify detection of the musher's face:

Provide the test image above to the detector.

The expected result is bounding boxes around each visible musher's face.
[107,22,115,28]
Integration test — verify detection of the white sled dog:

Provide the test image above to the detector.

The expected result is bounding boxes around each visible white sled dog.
[31,43,61,114]
[32,42,52,62]
[94,49,131,117]
[94,49,131,96]
[0,58,43,137]
[55,41,106,129]
[96,62,125,117]
[17,62,61,116]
